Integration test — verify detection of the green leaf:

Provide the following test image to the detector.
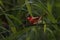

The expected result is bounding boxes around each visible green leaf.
[4,14,17,34]
[25,0,33,16]
[46,28,56,40]
[47,0,57,23]
[43,21,46,33]
[7,14,22,24]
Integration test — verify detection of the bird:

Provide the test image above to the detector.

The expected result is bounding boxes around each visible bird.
[27,16,42,24]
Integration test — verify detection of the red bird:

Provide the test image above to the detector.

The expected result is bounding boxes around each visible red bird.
[27,16,42,24]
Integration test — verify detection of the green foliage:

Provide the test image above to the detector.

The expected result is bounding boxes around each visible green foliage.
[0,0,60,40]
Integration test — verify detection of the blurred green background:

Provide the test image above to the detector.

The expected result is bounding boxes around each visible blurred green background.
[0,0,60,40]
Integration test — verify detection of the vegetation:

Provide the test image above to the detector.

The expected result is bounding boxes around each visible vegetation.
[0,0,60,40]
